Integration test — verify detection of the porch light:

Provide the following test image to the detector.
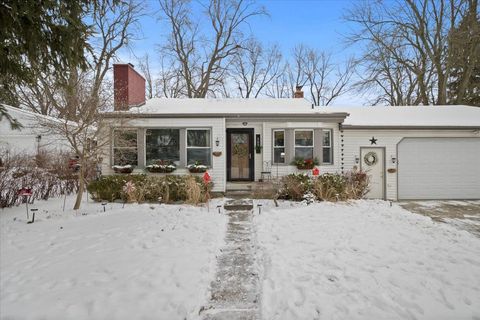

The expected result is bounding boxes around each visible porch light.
[391,155,397,164]
[215,137,220,147]
[355,155,359,164]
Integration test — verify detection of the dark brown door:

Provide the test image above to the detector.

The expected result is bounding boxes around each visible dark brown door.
[227,129,254,181]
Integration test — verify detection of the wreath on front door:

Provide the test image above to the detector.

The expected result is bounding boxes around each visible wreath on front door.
[364,151,378,166]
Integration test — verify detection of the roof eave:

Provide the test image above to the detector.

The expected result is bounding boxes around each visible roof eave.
[103,112,350,122]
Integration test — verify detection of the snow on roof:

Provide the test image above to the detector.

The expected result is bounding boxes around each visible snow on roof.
[2,104,63,125]
[124,98,320,115]
[326,105,480,128]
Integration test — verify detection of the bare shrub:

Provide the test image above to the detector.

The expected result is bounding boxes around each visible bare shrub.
[0,151,78,208]
[185,176,202,205]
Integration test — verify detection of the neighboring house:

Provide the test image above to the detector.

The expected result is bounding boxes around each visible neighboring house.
[102,63,480,201]
[0,104,71,157]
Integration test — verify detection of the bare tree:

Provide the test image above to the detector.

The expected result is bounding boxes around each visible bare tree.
[302,48,355,106]
[19,0,142,209]
[158,0,266,98]
[154,57,187,98]
[345,0,472,106]
[230,39,282,98]
[137,54,154,99]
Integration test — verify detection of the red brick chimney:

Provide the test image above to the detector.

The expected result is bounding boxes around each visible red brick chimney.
[294,85,304,98]
[113,63,146,111]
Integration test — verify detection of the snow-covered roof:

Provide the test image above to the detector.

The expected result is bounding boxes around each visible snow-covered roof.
[131,98,314,114]
[327,105,480,128]
[107,98,347,120]
[1,104,64,126]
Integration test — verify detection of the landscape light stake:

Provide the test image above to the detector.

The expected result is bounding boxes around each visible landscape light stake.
[63,193,67,212]
[216,205,222,214]
[257,204,262,214]
[28,209,38,224]
[102,202,107,212]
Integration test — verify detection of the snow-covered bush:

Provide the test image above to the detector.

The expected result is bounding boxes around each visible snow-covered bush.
[276,170,370,203]
[0,152,78,208]
[276,173,312,201]
[87,174,212,204]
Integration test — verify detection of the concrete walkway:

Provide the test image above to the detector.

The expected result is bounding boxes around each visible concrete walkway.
[201,200,260,320]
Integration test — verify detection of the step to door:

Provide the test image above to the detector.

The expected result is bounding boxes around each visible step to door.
[223,199,254,211]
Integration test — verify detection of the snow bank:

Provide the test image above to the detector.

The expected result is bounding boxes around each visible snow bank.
[255,200,480,320]
[0,196,227,320]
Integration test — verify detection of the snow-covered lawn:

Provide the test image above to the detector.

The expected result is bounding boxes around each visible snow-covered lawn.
[0,196,226,320]
[256,200,480,320]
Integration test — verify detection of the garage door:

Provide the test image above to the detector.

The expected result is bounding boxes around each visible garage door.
[398,137,480,200]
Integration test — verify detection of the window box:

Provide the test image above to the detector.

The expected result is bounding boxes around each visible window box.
[187,162,208,173]
[145,160,177,173]
[292,157,319,170]
[113,165,134,174]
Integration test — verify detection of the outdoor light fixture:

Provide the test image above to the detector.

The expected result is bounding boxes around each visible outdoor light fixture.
[35,135,42,143]
[391,155,397,164]
[355,155,360,164]
[215,137,220,147]
[242,121,248,126]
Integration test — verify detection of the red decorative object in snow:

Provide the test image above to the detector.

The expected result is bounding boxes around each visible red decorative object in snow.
[18,188,33,196]
[203,172,211,184]
[312,167,320,176]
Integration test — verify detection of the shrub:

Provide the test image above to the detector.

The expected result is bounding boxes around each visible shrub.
[0,151,78,208]
[276,173,312,201]
[276,170,370,202]
[312,173,346,202]
[344,168,369,199]
[87,174,146,202]
[87,174,212,204]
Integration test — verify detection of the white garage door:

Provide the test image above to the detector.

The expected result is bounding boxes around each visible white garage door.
[398,137,480,200]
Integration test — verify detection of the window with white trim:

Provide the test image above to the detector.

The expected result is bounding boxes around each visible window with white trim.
[186,129,211,166]
[145,129,180,165]
[113,129,138,166]
[322,129,333,164]
[273,130,285,164]
[294,130,314,159]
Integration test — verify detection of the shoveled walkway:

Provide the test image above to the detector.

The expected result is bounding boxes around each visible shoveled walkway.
[201,199,260,320]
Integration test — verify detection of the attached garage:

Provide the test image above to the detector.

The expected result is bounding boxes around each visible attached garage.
[398,137,480,200]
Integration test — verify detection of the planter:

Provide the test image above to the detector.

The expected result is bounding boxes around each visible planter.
[296,163,315,170]
[145,165,176,173]
[188,167,208,173]
[113,165,133,174]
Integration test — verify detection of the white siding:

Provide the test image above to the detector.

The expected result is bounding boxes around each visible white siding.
[342,129,480,200]
[0,108,70,156]
[101,118,226,192]
[263,122,341,178]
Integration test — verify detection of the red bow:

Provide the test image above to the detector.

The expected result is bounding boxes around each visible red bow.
[203,172,211,184]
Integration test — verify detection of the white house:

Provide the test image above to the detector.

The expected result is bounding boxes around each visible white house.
[0,104,71,157]
[101,63,480,201]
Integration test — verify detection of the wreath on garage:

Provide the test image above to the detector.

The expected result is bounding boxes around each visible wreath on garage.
[364,151,378,166]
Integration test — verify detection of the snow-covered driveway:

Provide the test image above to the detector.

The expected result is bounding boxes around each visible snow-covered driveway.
[0,197,226,320]
[255,200,480,320]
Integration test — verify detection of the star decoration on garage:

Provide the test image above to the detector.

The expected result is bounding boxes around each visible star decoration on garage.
[369,136,378,145]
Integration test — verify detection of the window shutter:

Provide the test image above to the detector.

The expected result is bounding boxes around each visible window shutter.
[285,129,295,164]
[314,129,323,164]
[137,128,145,168]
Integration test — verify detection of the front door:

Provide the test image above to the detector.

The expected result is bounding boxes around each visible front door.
[360,147,385,199]
[227,129,254,181]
